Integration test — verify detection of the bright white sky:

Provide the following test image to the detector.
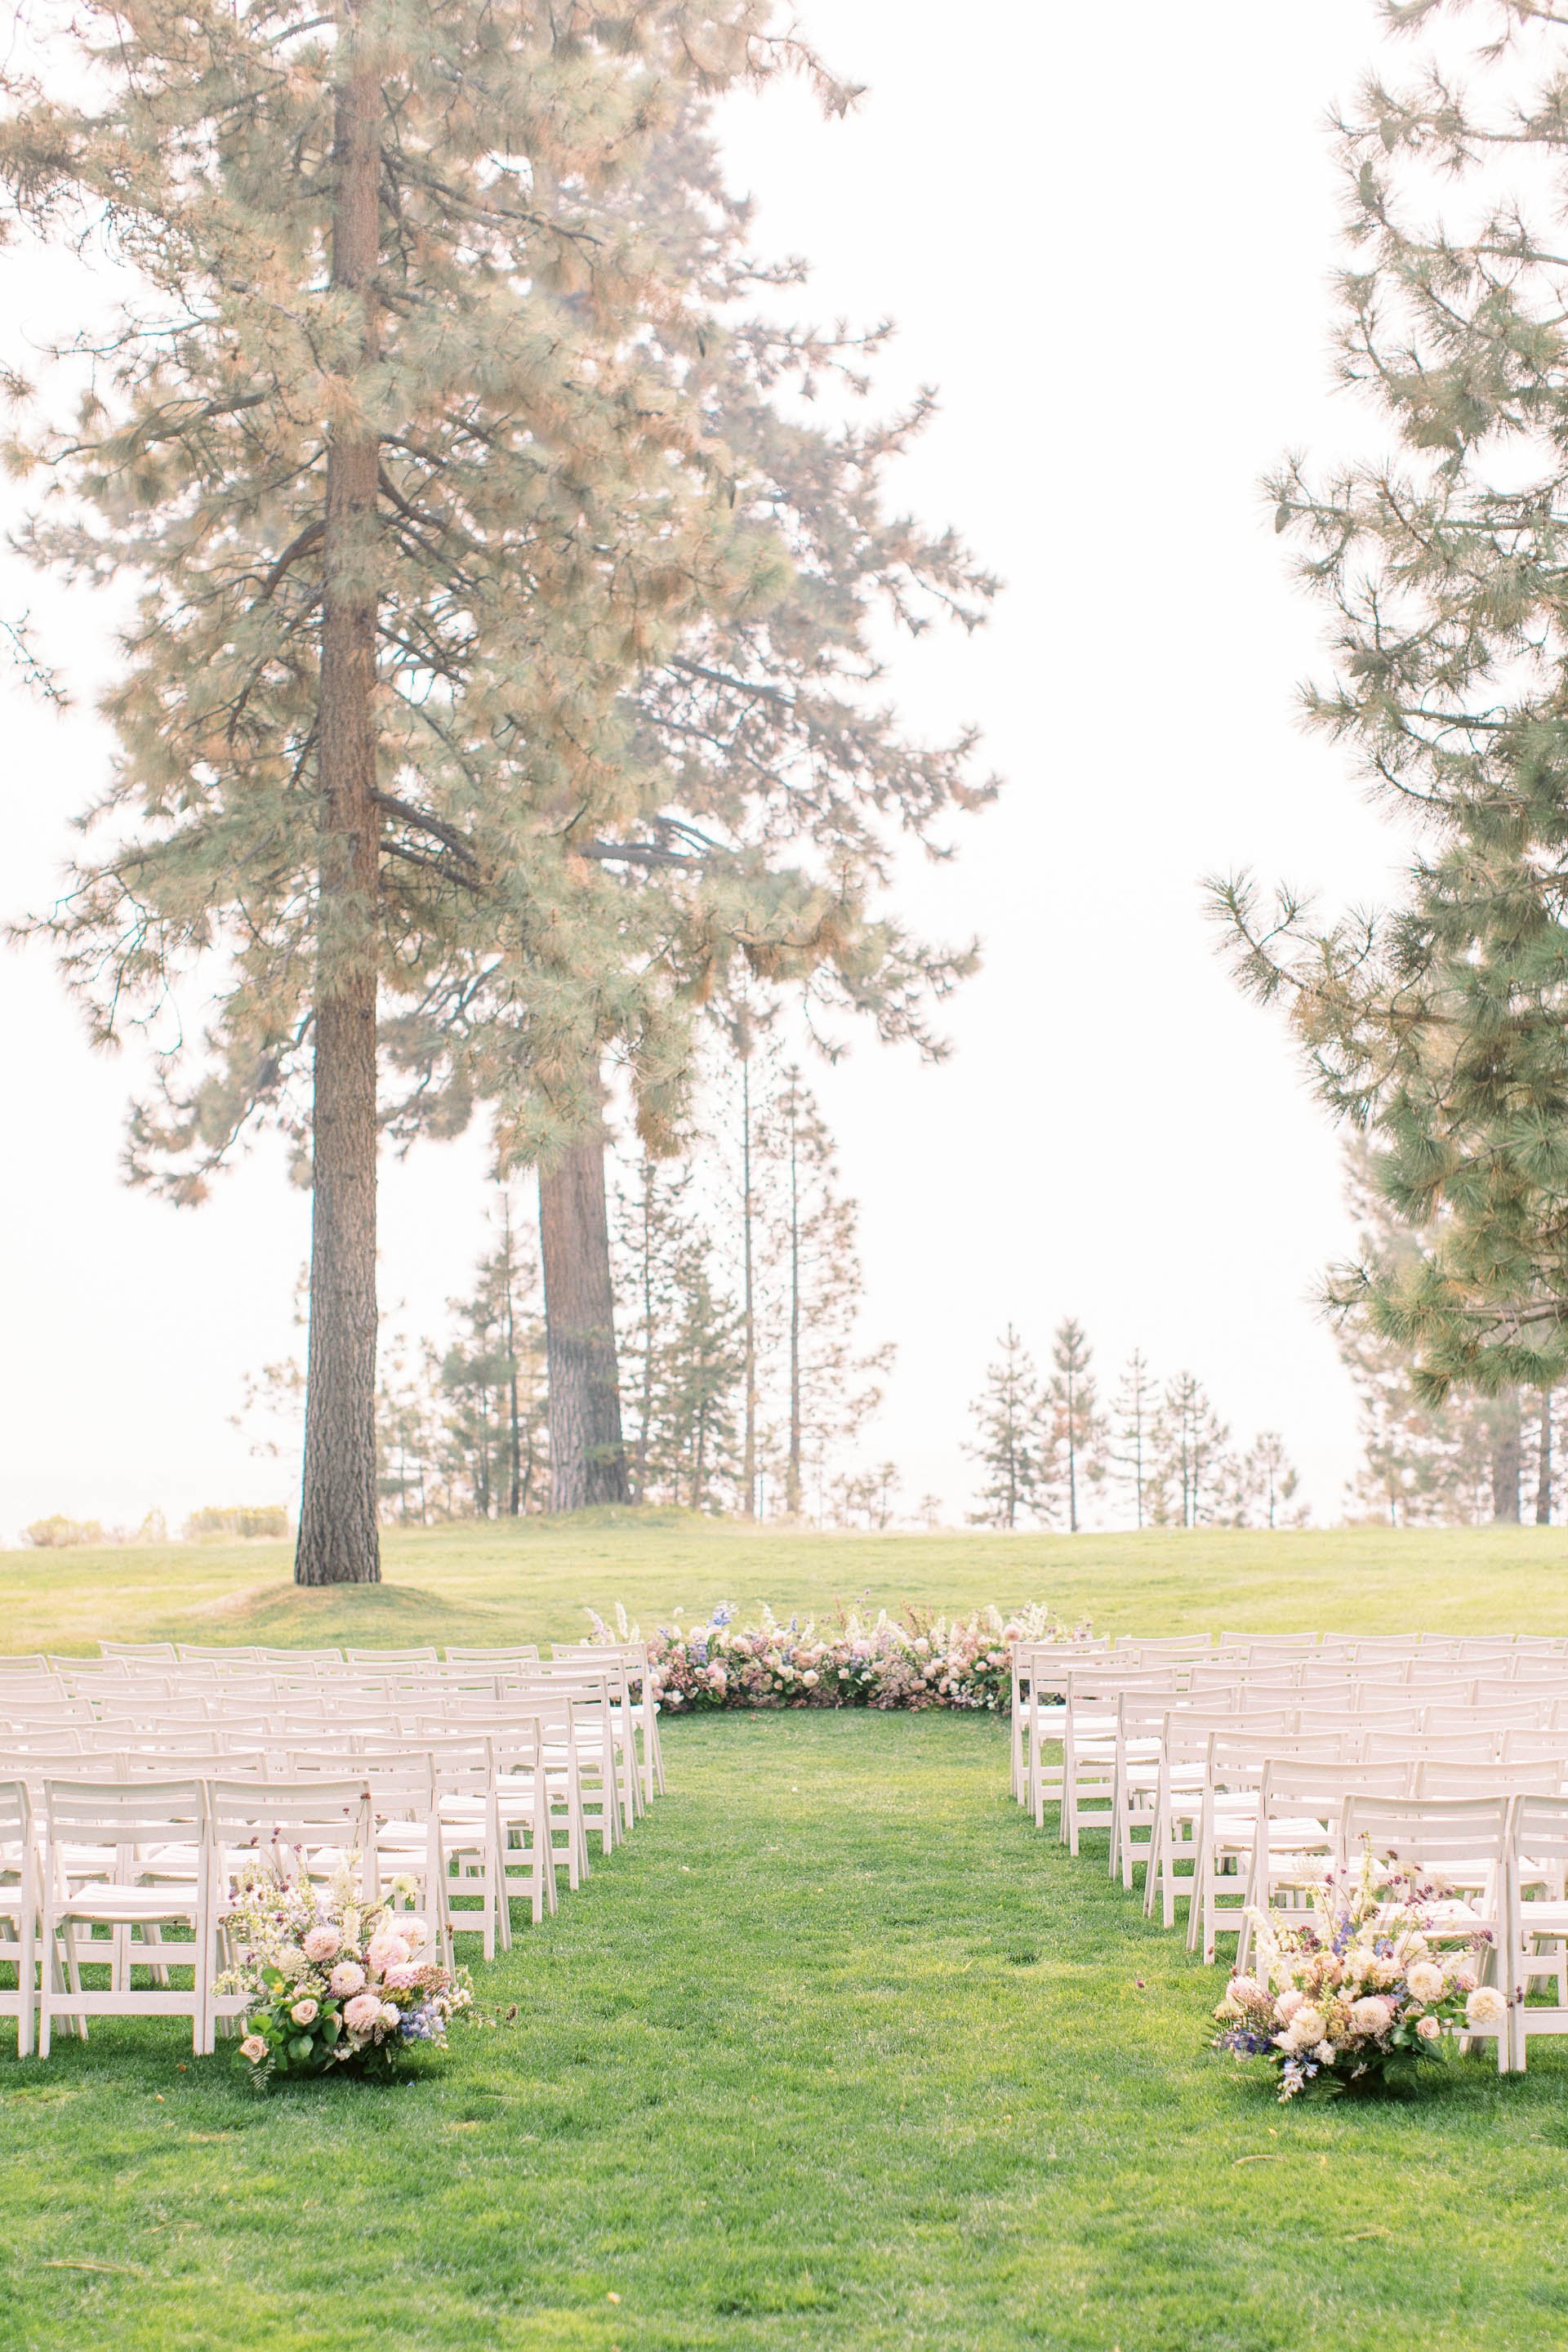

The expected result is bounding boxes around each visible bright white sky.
[1,0,1411,1540]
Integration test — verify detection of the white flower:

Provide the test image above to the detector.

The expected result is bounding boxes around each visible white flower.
[1312,2040,1335,2065]
[1465,1985,1507,2031]
[1290,2005,1326,2046]
[1405,1960,1446,2005]
[1349,1995,1393,2037]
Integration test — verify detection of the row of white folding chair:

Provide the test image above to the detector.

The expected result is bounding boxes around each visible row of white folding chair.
[0,1685,634,1838]
[1011,1645,1111,1807]
[0,1713,581,1971]
[1085,1673,1565,1867]
[1230,1761,1568,1986]
[10,1775,375,2058]
[1140,1710,1567,1934]
[1233,1787,1563,2072]
[0,1736,563,2057]
[551,1642,665,1802]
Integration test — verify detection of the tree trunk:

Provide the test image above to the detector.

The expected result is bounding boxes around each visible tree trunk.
[1536,1388,1552,1526]
[786,1104,803,1517]
[740,1054,757,1518]
[296,45,382,1588]
[1491,1396,1522,1525]
[539,1122,629,1511]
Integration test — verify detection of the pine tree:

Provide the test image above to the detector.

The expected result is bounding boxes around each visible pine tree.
[439,1199,547,1517]
[966,1328,1049,1530]
[762,1063,889,1518]
[1334,1144,1539,1524]
[656,1244,745,1513]
[1107,1349,1158,1530]
[1,2,871,1579]
[1151,1374,1235,1530]
[1044,1317,1106,1533]
[1237,1432,1306,1530]
[1211,1,1568,1411]
[614,1154,699,1507]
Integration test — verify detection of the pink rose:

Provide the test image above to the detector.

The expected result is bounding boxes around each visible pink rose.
[288,1998,318,2026]
[303,1926,341,1964]
[343,1992,383,2035]
[367,1931,411,1973]
[329,1961,366,1997]
[239,2034,268,2063]
[1416,2014,1442,2041]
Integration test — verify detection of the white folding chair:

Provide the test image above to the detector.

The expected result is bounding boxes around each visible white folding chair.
[1341,1792,1515,2072]
[0,1779,38,2056]
[38,1779,212,2057]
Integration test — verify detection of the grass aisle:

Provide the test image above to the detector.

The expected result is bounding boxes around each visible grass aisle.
[2,1713,1568,2350]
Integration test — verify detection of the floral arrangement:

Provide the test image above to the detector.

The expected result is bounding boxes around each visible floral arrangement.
[588,1599,1085,1713]
[1213,1850,1504,2101]
[216,1851,471,2090]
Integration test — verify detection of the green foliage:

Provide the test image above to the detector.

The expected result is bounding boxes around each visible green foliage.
[1045,1316,1106,1533]
[1212,0,1568,1401]
[0,1,995,1190]
[21,1516,107,1550]
[965,1325,1051,1530]
[181,1505,289,1542]
[613,1049,887,1518]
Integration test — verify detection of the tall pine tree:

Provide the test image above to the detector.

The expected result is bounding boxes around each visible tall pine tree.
[1,1,859,1579]
[1213,0,1568,1415]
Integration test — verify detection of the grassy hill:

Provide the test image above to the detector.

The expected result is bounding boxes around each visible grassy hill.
[3,1511,1566,1651]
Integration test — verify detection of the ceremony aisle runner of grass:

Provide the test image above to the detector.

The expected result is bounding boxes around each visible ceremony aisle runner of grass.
[2,1713,1567,2352]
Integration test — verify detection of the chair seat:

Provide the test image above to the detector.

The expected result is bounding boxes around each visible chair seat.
[60,1881,202,1922]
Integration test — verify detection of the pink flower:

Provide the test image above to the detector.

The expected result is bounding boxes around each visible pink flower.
[1350,1996,1394,2037]
[288,1998,318,2026]
[368,1931,411,1973]
[383,1964,421,1989]
[303,1926,340,1964]
[329,1961,366,1997]
[1416,2013,1442,2041]
[343,1992,384,2035]
[239,2033,268,2063]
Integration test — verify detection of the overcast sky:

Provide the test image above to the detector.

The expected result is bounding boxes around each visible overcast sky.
[0,0,1410,1541]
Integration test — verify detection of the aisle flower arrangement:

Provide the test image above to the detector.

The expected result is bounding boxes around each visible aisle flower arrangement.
[216,1852,471,2090]
[589,1599,1085,1713]
[1213,1851,1501,2101]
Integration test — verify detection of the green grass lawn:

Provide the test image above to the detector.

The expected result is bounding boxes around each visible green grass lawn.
[2,1710,1566,2352]
[4,1512,1568,1653]
[6,1521,1568,2350]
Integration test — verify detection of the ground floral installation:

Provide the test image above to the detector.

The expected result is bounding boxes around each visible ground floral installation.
[1213,1849,1504,2102]
[590,1599,1085,1712]
[216,1848,471,2091]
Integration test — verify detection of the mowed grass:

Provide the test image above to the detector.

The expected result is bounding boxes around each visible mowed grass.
[2,1711,1568,2352]
[4,1513,1568,1652]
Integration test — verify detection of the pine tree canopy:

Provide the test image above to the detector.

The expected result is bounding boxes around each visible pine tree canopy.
[2,1,996,1188]
[1211,0,1568,1401]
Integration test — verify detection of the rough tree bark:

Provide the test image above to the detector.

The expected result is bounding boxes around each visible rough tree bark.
[1490,1399,1522,1527]
[786,1101,803,1517]
[296,45,383,1586]
[539,1120,629,1511]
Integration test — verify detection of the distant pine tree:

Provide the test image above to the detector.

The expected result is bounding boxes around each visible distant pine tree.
[966,1328,1050,1530]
